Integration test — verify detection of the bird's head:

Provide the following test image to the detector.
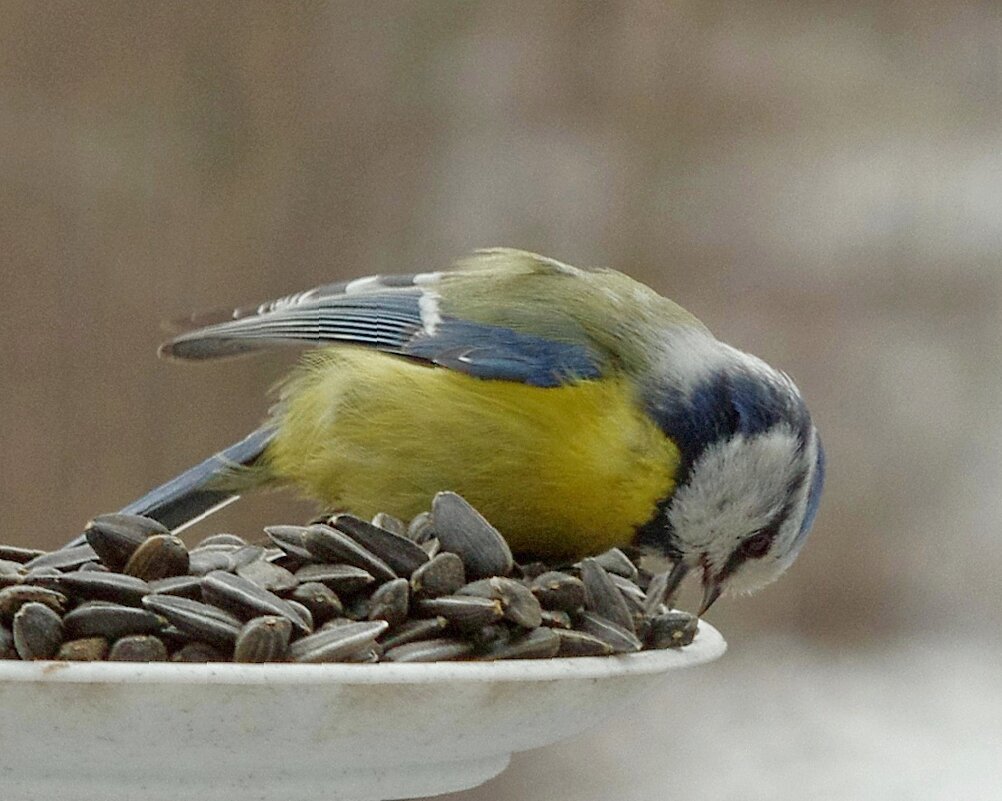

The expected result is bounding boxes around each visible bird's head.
[638,334,825,613]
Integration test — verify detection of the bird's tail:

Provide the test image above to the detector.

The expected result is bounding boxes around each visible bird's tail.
[63,425,276,548]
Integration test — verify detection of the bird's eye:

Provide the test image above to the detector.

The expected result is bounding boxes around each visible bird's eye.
[740,531,772,559]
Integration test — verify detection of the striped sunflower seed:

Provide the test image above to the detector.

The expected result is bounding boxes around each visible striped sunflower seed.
[171,641,230,662]
[288,620,388,664]
[233,616,292,663]
[431,492,513,579]
[148,575,203,600]
[530,571,586,613]
[554,629,615,657]
[12,602,64,660]
[264,525,313,561]
[236,559,299,594]
[57,637,109,661]
[647,610,699,649]
[367,578,410,627]
[478,627,560,660]
[24,544,98,573]
[0,560,24,589]
[201,571,311,635]
[0,585,67,622]
[384,637,474,663]
[0,547,45,565]
[457,577,542,629]
[405,511,436,543]
[577,611,642,653]
[63,602,165,640]
[290,582,343,626]
[195,533,248,548]
[51,572,150,606]
[539,609,573,629]
[378,616,448,650]
[294,563,374,595]
[370,512,406,537]
[590,548,640,581]
[123,535,190,581]
[410,552,465,599]
[416,595,504,631]
[142,595,243,649]
[579,558,636,634]
[302,525,397,583]
[331,514,429,576]
[83,513,168,570]
[109,635,168,662]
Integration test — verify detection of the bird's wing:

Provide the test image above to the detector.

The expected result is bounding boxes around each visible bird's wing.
[161,248,704,387]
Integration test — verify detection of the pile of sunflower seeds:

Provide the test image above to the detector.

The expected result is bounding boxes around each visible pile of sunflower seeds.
[0,492,697,664]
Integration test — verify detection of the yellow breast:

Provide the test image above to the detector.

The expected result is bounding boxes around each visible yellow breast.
[265,349,680,560]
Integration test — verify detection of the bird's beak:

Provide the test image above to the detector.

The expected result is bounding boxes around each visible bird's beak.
[699,576,723,616]
[662,560,690,606]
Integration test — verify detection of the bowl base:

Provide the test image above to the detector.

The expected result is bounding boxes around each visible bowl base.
[8,754,512,801]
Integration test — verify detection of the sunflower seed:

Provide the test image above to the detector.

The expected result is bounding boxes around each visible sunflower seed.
[468,623,510,649]
[123,535,190,581]
[149,575,203,600]
[0,560,24,589]
[367,578,410,627]
[233,616,292,663]
[186,547,237,576]
[0,624,16,658]
[431,492,513,579]
[287,599,314,631]
[514,562,550,581]
[171,641,229,662]
[24,544,98,573]
[384,637,474,663]
[416,595,504,631]
[647,610,698,649]
[109,635,168,662]
[288,620,388,664]
[57,637,109,661]
[303,525,397,583]
[577,611,642,653]
[609,574,647,611]
[540,609,573,629]
[78,562,110,572]
[264,525,313,560]
[289,582,343,626]
[643,570,671,617]
[52,572,150,606]
[478,627,560,660]
[420,538,441,558]
[406,511,436,543]
[201,571,311,634]
[457,577,542,629]
[378,616,448,650]
[63,602,165,640]
[410,552,465,599]
[0,585,67,622]
[371,512,406,537]
[196,533,248,548]
[579,558,636,634]
[142,595,242,648]
[12,602,64,660]
[0,546,46,564]
[236,559,299,594]
[530,571,586,613]
[590,548,639,581]
[294,563,374,595]
[554,629,615,657]
[331,514,429,576]
[83,514,168,570]
[345,646,382,663]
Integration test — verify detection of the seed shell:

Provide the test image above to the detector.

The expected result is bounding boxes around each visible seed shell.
[530,571,586,613]
[57,637,109,661]
[457,577,542,629]
[0,624,16,658]
[290,582,343,626]
[142,595,242,648]
[577,611,642,653]
[201,571,311,635]
[384,637,474,663]
[12,602,64,660]
[554,629,615,657]
[148,575,203,600]
[406,511,436,543]
[431,492,513,579]
[63,602,165,640]
[264,525,313,560]
[52,572,151,606]
[0,585,67,622]
[478,627,560,660]
[378,617,449,651]
[416,595,504,631]
[24,544,98,573]
[303,525,397,583]
[234,616,292,663]
[579,558,636,634]
[590,548,640,581]
[236,559,299,594]
[0,546,46,564]
[288,620,388,664]
[171,642,230,662]
[331,514,430,576]
[124,535,190,581]
[83,513,169,570]
[294,564,374,595]
[647,610,699,649]
[370,512,406,536]
[109,635,169,662]
[410,552,466,599]
[367,578,410,627]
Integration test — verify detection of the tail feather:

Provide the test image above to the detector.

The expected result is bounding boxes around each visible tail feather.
[63,426,276,549]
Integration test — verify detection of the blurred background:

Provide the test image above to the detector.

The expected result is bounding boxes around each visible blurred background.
[1,2,1000,798]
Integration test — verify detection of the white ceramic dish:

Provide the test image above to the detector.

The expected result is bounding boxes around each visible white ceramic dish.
[0,620,725,801]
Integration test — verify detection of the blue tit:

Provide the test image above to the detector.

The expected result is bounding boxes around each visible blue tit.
[70,248,825,611]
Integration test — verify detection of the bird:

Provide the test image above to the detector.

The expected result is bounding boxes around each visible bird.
[69,248,825,613]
